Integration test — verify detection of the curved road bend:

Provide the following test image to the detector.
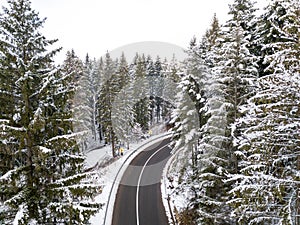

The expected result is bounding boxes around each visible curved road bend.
[112,138,171,225]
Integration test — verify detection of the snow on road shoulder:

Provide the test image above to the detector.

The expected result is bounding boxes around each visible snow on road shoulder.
[161,148,190,224]
[87,131,171,225]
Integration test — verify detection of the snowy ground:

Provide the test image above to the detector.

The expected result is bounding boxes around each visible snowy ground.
[161,149,189,224]
[84,123,171,225]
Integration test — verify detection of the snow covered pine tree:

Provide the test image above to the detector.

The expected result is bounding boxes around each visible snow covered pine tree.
[230,0,300,224]
[0,0,101,224]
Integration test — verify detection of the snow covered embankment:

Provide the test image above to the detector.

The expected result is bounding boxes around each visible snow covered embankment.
[87,132,172,225]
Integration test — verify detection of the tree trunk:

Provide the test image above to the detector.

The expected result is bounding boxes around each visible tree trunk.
[297,153,300,225]
[93,96,97,141]
[24,79,38,218]
[111,130,116,157]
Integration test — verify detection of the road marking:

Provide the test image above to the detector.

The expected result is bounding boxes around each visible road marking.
[136,143,170,225]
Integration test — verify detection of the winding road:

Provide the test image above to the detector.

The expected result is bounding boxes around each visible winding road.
[112,138,171,225]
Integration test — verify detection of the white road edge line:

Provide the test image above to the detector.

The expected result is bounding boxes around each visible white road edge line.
[103,133,171,225]
[136,143,170,225]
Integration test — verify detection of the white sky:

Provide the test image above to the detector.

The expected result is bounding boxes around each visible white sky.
[4,0,269,63]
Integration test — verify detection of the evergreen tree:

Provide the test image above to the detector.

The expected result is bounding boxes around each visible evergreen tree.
[170,36,211,223]
[147,56,156,125]
[164,54,182,83]
[98,52,118,156]
[153,56,164,123]
[230,74,300,225]
[192,2,259,222]
[85,57,102,142]
[111,53,134,149]
[62,49,83,84]
[220,0,259,172]
[202,13,222,66]
[230,0,300,223]
[255,0,300,77]
[70,54,103,149]
[0,1,100,223]
[61,50,85,143]
[159,56,180,123]
[132,54,150,131]
[195,34,232,224]
[97,52,131,156]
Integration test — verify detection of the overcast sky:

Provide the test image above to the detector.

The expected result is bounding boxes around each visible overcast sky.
[5,0,269,63]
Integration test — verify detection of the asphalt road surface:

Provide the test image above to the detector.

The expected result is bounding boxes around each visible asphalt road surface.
[112,138,171,225]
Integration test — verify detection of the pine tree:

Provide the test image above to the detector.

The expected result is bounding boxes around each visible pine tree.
[159,57,179,123]
[202,13,222,62]
[98,52,117,155]
[169,36,213,224]
[164,54,182,83]
[61,50,85,142]
[153,56,164,123]
[132,54,150,131]
[219,0,259,173]
[230,0,300,224]
[147,56,157,125]
[195,36,231,224]
[255,0,300,77]
[111,53,134,149]
[200,1,258,223]
[83,57,102,142]
[0,1,100,223]
[188,2,259,223]
[146,55,167,124]
[175,14,236,223]
[97,52,130,156]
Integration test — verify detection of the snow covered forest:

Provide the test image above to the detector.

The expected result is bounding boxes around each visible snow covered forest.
[0,0,299,224]
[169,0,300,224]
